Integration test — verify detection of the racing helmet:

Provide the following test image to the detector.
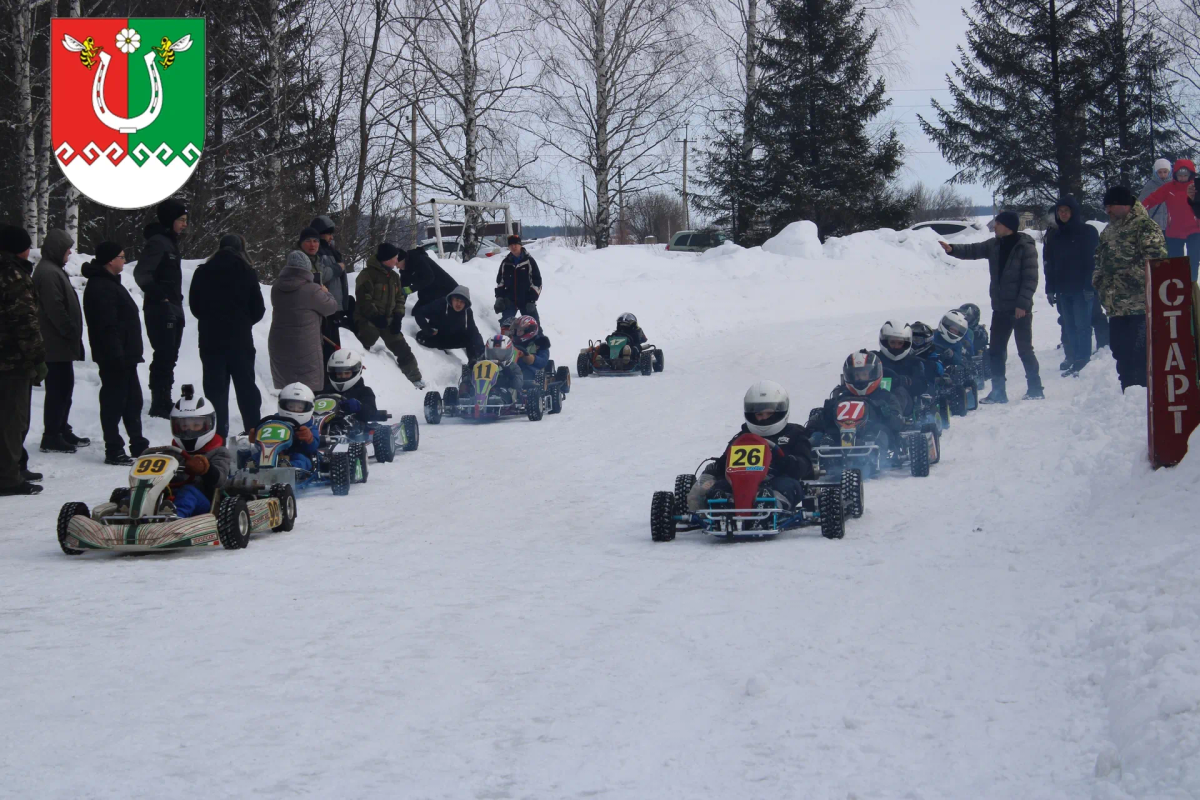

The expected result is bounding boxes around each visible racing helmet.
[958,302,981,328]
[513,315,539,344]
[743,380,790,437]
[939,309,969,343]
[170,384,217,451]
[327,349,364,393]
[910,322,935,355]
[842,350,883,396]
[485,334,515,366]
[617,312,637,331]
[879,320,912,361]
[278,382,315,426]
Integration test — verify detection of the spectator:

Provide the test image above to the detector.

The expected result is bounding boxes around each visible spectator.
[133,198,188,417]
[1141,159,1200,282]
[1094,187,1167,391]
[310,215,352,330]
[1042,197,1099,376]
[32,228,89,452]
[0,225,45,495]
[269,250,339,393]
[939,210,1042,403]
[354,243,425,388]
[399,246,459,308]
[189,233,266,438]
[298,226,342,366]
[82,242,149,465]
[494,234,542,322]
[1139,158,1172,232]
[413,285,486,364]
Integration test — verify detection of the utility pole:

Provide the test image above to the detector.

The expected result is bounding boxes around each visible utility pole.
[411,101,418,248]
[675,123,690,229]
[618,165,625,245]
[581,175,590,240]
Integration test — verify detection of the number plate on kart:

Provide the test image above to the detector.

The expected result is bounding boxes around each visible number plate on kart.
[257,423,292,444]
[473,361,498,381]
[132,455,172,476]
[880,377,892,391]
[314,397,338,415]
[836,400,867,422]
[727,444,766,472]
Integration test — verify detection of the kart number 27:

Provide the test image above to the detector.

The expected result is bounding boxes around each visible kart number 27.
[836,400,867,422]
[728,444,766,471]
[133,456,171,476]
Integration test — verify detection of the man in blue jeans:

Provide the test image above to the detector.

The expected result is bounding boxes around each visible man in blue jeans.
[1043,196,1100,376]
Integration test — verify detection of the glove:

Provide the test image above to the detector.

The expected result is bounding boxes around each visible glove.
[247,428,258,443]
[413,379,427,389]
[185,455,210,476]
[342,398,362,413]
[494,299,506,314]
[389,316,403,334]
[525,343,538,354]
[295,425,314,444]
[33,362,48,386]
[371,315,388,329]
[1046,293,1057,307]
[402,286,415,296]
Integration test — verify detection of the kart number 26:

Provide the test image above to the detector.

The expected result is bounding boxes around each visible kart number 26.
[729,444,766,470]
[133,456,171,476]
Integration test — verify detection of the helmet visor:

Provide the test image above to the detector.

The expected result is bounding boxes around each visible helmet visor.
[485,345,514,365]
[281,398,313,415]
[884,336,910,356]
[744,397,788,428]
[331,366,357,383]
[172,414,214,440]
[844,362,882,391]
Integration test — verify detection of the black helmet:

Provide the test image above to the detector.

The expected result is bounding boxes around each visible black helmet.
[617,312,637,330]
[910,322,935,355]
[958,302,981,328]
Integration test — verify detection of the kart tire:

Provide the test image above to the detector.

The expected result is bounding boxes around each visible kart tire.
[217,496,252,549]
[651,491,676,542]
[400,415,419,452]
[460,364,471,387]
[841,469,864,519]
[674,473,696,512]
[556,365,572,394]
[548,386,563,415]
[526,391,544,421]
[950,387,967,417]
[108,487,130,506]
[424,391,443,424]
[271,484,297,532]
[819,489,845,540]
[577,352,591,378]
[937,397,952,428]
[373,426,395,463]
[653,349,665,372]
[639,351,653,376]
[350,443,369,484]
[921,422,941,465]
[330,451,352,496]
[57,502,89,555]
[909,431,930,477]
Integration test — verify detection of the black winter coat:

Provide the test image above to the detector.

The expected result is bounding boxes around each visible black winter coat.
[1042,197,1099,293]
[133,223,184,306]
[413,287,485,353]
[495,248,542,308]
[814,386,905,436]
[82,261,144,366]
[340,381,381,423]
[401,248,459,305]
[713,422,816,481]
[949,233,1039,312]
[189,247,266,351]
[875,351,930,397]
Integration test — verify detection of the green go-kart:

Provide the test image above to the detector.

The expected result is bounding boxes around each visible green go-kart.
[577,334,665,377]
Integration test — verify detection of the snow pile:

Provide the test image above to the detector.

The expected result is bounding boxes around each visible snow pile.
[761,219,823,258]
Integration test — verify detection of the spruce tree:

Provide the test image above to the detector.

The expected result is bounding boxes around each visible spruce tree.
[752,0,908,241]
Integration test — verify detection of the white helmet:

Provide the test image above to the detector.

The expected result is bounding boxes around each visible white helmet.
[278,382,315,425]
[743,380,790,437]
[938,309,969,343]
[485,334,515,366]
[879,320,913,361]
[327,349,364,392]
[170,384,217,451]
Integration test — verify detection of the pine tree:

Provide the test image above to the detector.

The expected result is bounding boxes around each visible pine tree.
[693,113,764,244]
[751,0,909,241]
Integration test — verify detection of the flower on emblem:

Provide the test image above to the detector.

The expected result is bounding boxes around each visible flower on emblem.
[115,28,140,54]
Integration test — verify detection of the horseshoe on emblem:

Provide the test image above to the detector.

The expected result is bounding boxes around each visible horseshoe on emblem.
[92,51,163,134]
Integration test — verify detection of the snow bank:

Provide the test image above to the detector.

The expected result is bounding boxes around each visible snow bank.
[762,219,823,258]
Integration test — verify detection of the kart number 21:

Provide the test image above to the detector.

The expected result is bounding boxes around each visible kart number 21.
[133,456,171,476]
[729,444,766,471]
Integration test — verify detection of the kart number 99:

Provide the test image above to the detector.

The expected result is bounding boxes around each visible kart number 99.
[133,456,171,476]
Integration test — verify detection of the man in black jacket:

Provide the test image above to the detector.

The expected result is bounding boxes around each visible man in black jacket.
[32,227,88,453]
[133,198,188,417]
[399,246,459,308]
[494,235,542,322]
[1043,196,1100,376]
[413,285,485,363]
[189,234,266,437]
[940,210,1043,403]
[83,242,149,465]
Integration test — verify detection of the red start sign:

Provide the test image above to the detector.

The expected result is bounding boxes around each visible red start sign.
[1146,257,1200,468]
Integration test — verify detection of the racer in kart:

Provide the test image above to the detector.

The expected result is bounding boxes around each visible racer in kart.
[910,321,946,379]
[477,334,526,403]
[142,385,233,518]
[594,312,648,369]
[958,302,987,350]
[327,350,380,423]
[511,315,551,381]
[807,351,907,452]
[263,383,321,472]
[931,309,971,368]
[873,321,930,416]
[686,381,815,512]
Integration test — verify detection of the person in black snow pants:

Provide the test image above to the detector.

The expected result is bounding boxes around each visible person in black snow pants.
[494,234,542,323]
[413,285,486,364]
[133,198,188,418]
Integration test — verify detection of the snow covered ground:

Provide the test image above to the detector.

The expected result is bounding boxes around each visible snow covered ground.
[2,225,1196,799]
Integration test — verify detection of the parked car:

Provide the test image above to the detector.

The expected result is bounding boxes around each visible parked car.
[907,220,985,236]
[667,229,728,252]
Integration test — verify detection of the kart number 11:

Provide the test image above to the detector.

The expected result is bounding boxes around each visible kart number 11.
[133,456,171,476]
[728,444,767,471]
[473,361,498,381]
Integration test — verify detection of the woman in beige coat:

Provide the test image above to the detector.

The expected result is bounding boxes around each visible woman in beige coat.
[269,250,338,392]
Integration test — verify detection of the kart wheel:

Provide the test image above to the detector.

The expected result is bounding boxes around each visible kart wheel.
[330,451,352,496]
[639,351,653,376]
[653,349,665,372]
[909,431,930,477]
[576,352,591,378]
[423,391,443,424]
[556,365,572,393]
[271,484,297,532]
[841,469,864,519]
[674,473,696,512]
[548,387,563,415]
[108,487,130,506]
[350,443,369,484]
[938,397,952,428]
[57,502,89,555]
[818,489,845,540]
[373,426,395,462]
[217,496,252,549]
[921,423,941,465]
[400,415,419,451]
[460,364,471,386]
[526,391,544,421]
[651,491,676,542]
[545,360,556,378]
[950,388,967,417]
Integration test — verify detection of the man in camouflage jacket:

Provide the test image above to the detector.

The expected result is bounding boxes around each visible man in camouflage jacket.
[0,225,47,495]
[1094,188,1168,390]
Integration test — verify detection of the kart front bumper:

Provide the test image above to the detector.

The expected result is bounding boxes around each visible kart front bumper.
[63,498,279,551]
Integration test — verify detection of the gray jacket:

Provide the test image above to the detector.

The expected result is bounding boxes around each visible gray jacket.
[948,232,1040,313]
[32,229,84,362]
[1139,174,1169,231]
[269,251,339,391]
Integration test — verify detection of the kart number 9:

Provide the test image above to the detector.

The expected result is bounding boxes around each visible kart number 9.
[314,398,337,414]
[133,456,171,476]
[729,444,766,470]
[473,361,497,381]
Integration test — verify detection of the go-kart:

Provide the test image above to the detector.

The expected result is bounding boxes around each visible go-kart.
[577,335,665,377]
[809,395,940,479]
[312,394,419,463]
[423,357,565,423]
[232,416,364,497]
[940,363,979,415]
[57,446,296,554]
[650,432,847,541]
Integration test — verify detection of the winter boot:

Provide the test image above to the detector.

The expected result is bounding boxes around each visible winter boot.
[22,469,42,482]
[105,452,134,466]
[40,435,77,454]
[62,429,90,447]
[0,481,43,496]
[148,389,173,419]
[1023,384,1045,400]
[981,379,1008,404]
[130,438,150,457]
[1059,358,1071,371]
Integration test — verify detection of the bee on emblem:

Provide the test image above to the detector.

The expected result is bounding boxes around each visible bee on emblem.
[151,34,193,69]
[61,34,103,70]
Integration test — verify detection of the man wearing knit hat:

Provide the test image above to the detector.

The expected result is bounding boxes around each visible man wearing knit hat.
[939,210,1043,402]
[1139,158,1173,232]
[353,242,425,388]
[133,197,189,417]
[0,224,46,495]
[1094,186,1167,390]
